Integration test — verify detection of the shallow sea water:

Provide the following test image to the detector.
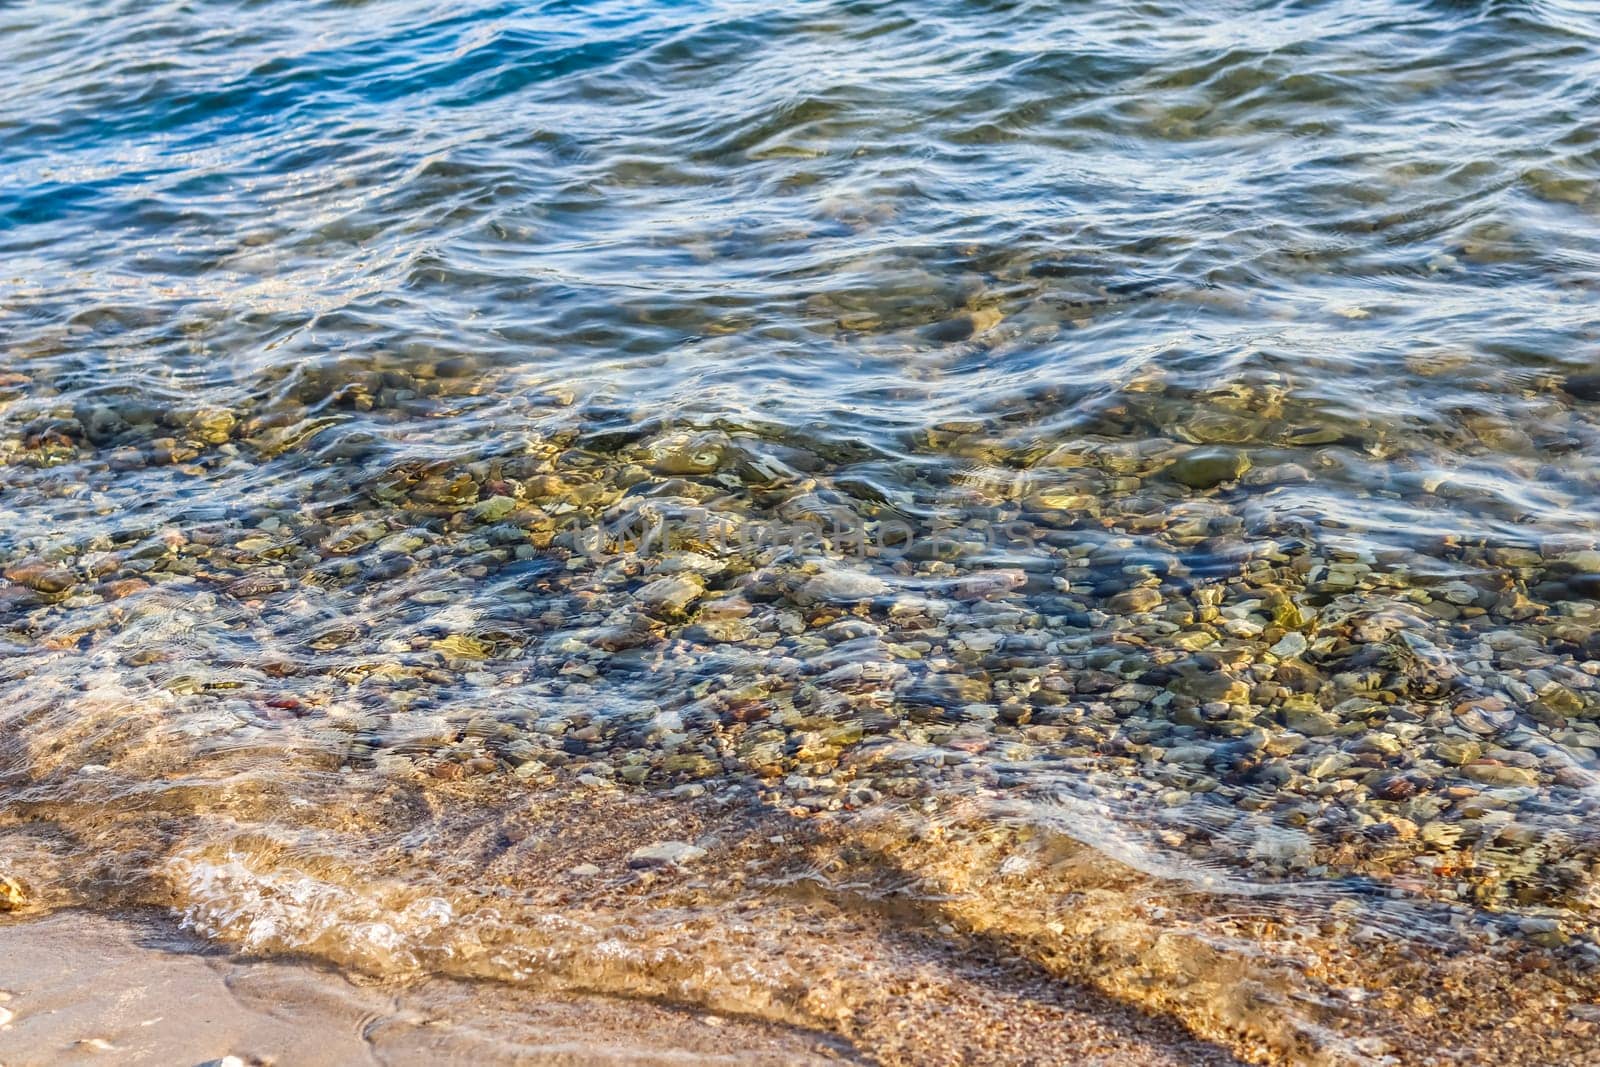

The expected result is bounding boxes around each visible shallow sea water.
[7,0,1600,1062]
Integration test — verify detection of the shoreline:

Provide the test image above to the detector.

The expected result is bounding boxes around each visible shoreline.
[0,908,861,1066]
[9,772,1600,1065]
[0,896,1261,1066]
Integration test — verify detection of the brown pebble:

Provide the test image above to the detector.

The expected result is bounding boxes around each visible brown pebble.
[3,560,75,593]
[100,578,150,599]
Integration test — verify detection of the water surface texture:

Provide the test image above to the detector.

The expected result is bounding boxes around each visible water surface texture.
[6,0,1600,1062]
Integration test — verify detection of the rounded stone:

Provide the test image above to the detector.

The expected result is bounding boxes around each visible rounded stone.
[1166,447,1250,489]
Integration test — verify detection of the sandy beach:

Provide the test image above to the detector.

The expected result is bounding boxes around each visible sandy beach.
[0,909,859,1066]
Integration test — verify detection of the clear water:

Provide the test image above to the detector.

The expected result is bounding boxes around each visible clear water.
[6,0,1600,1061]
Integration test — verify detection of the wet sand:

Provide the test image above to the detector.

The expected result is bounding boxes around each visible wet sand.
[0,910,855,1066]
[0,907,1239,1066]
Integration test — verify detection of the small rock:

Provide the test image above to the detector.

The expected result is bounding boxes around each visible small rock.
[1248,827,1313,866]
[470,495,517,522]
[1107,587,1162,614]
[637,574,704,617]
[1433,738,1483,766]
[1566,549,1600,573]
[1283,704,1337,736]
[1494,589,1542,620]
[1454,697,1516,735]
[652,433,726,475]
[627,841,707,868]
[1269,632,1308,659]
[1355,732,1403,758]
[190,408,236,444]
[1385,817,1418,841]
[1173,672,1249,704]
[1242,463,1312,487]
[1373,773,1418,800]
[1167,447,1249,489]
[1519,915,1568,947]
[1162,745,1213,766]
[3,561,75,594]
[1561,373,1600,402]
[1462,763,1537,787]
[796,570,890,604]
[920,309,1001,344]
[1308,752,1352,779]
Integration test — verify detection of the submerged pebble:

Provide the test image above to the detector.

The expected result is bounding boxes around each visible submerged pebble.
[628,841,707,868]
